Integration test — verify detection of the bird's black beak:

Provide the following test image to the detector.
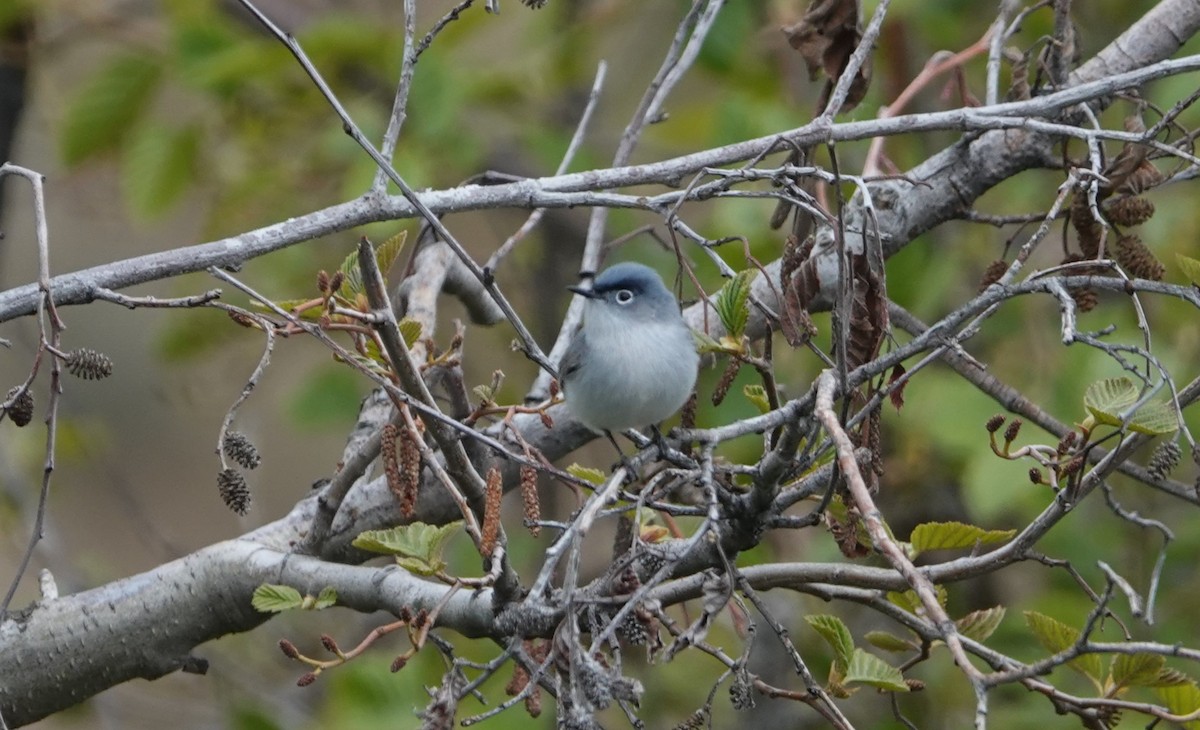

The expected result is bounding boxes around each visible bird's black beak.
[568,284,599,299]
[568,273,599,298]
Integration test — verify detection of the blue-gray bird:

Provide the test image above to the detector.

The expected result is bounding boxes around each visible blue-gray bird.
[559,262,698,435]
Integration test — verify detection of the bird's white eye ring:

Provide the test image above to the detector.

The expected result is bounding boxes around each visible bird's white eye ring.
[615,289,634,304]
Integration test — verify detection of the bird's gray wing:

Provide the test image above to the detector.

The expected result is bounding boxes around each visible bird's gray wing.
[558,331,586,387]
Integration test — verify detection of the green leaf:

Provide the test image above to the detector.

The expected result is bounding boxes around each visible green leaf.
[1158,682,1200,730]
[1111,653,1166,691]
[473,384,494,403]
[251,584,337,613]
[567,463,606,485]
[122,122,200,219]
[1083,377,1178,435]
[398,318,422,349]
[353,522,462,575]
[374,231,408,280]
[909,521,1016,556]
[1023,611,1104,687]
[864,630,915,653]
[337,247,365,296]
[313,586,338,610]
[1177,253,1200,286]
[844,649,909,692]
[714,269,755,338]
[1084,377,1139,427]
[62,54,163,164]
[805,615,855,673]
[742,384,771,414]
[1126,401,1179,435]
[1147,667,1193,688]
[251,584,303,613]
[956,606,1006,642]
[886,586,948,613]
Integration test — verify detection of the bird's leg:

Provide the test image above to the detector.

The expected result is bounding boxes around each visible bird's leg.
[603,429,638,482]
[650,425,671,461]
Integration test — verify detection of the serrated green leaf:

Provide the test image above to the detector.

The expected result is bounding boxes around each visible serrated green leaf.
[337,248,364,296]
[956,606,1006,642]
[314,586,338,610]
[1158,682,1200,730]
[1111,653,1166,691]
[1084,377,1139,427]
[864,630,915,653]
[398,317,422,349]
[306,588,335,610]
[1147,667,1193,688]
[743,384,771,414]
[844,648,909,692]
[62,54,163,164]
[567,463,606,485]
[714,269,755,338]
[1023,611,1104,687]
[375,231,408,279]
[121,122,200,219]
[1177,253,1200,286]
[251,584,304,613]
[1127,401,1179,435]
[805,615,855,673]
[910,521,1016,556]
[473,384,494,403]
[886,586,948,613]
[361,338,388,367]
[353,522,462,575]
[1082,377,1177,435]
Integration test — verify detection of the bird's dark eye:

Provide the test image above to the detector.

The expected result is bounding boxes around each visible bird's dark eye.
[614,289,634,304]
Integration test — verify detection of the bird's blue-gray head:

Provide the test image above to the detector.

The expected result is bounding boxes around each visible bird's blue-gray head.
[568,262,679,320]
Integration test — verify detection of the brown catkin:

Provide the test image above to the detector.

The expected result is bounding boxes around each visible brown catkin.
[1070,193,1102,259]
[1061,254,1100,313]
[519,465,541,537]
[223,431,261,470]
[1056,430,1078,455]
[1114,234,1165,280]
[711,358,741,406]
[1105,196,1155,227]
[381,423,403,502]
[65,348,113,380]
[278,639,300,660]
[4,386,33,427]
[296,672,317,687]
[985,414,1006,433]
[679,391,698,430]
[977,259,1008,292]
[217,468,251,515]
[505,661,529,696]
[1003,418,1023,444]
[399,423,422,518]
[316,270,330,294]
[481,466,503,558]
[524,689,542,718]
[1148,441,1182,481]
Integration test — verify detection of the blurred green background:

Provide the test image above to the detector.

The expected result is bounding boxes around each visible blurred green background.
[2,0,1200,727]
